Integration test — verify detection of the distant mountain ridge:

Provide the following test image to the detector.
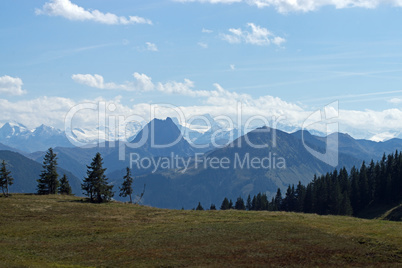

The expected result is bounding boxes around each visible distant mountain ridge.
[123,126,363,209]
[4,117,402,210]
[291,130,402,162]
[0,122,72,153]
[0,150,82,195]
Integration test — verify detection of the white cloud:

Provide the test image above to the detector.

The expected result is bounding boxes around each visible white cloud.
[133,73,154,92]
[36,0,152,25]
[71,73,154,91]
[272,36,286,46]
[221,23,285,46]
[389,98,402,104]
[0,96,75,129]
[230,64,235,70]
[202,28,213,33]
[146,42,158,52]
[175,0,402,13]
[69,71,402,140]
[198,42,208,48]
[2,83,402,141]
[72,72,244,98]
[0,76,27,96]
[370,132,398,142]
[156,79,214,97]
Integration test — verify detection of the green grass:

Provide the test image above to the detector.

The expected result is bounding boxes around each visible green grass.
[381,204,402,222]
[0,194,401,267]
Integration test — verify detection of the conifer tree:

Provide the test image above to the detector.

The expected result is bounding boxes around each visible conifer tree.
[82,152,114,203]
[303,184,313,213]
[246,194,252,210]
[251,195,257,210]
[0,160,13,197]
[119,167,134,203]
[234,197,246,210]
[58,174,72,195]
[196,202,204,210]
[274,188,283,211]
[37,148,59,195]
[210,204,216,210]
[339,191,353,216]
[220,197,230,210]
[262,193,269,210]
[283,186,295,211]
[295,181,306,212]
[328,179,342,215]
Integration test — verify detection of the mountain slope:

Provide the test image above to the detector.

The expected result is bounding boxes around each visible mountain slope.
[102,117,197,174]
[0,142,24,154]
[0,123,73,153]
[115,127,362,208]
[0,150,82,195]
[291,130,402,161]
[130,117,195,157]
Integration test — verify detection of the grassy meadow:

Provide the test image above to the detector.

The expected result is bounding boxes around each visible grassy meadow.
[0,194,401,267]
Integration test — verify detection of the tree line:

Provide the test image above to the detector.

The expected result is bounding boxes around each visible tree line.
[0,147,141,203]
[197,151,402,216]
[35,148,136,203]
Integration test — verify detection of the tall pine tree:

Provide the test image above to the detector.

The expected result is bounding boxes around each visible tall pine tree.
[37,148,59,195]
[0,160,13,197]
[82,153,114,203]
[220,197,230,210]
[58,174,72,195]
[234,197,246,210]
[119,167,134,203]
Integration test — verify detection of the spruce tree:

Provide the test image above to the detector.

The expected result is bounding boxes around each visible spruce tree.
[228,199,233,209]
[220,197,230,210]
[234,197,246,210]
[283,186,293,211]
[274,188,283,211]
[37,148,59,195]
[339,191,353,216]
[251,195,257,211]
[196,202,204,210]
[58,174,72,195]
[246,194,252,210]
[0,160,13,197]
[295,181,306,212]
[119,167,134,203]
[82,153,114,203]
[210,204,216,210]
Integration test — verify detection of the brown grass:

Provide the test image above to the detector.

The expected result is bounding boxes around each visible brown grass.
[0,194,401,267]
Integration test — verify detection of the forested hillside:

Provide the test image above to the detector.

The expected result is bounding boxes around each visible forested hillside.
[218,151,402,220]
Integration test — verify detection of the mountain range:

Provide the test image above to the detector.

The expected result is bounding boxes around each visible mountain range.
[0,150,82,195]
[0,115,235,153]
[2,117,402,209]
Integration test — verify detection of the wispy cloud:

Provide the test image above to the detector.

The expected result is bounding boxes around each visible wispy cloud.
[175,0,402,13]
[36,0,152,25]
[389,98,402,104]
[198,42,208,48]
[202,28,213,33]
[72,72,215,97]
[69,71,402,140]
[3,71,402,140]
[146,42,158,52]
[0,76,27,96]
[221,23,285,46]
[72,73,154,92]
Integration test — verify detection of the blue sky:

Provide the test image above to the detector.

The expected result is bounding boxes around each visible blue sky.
[1,0,402,140]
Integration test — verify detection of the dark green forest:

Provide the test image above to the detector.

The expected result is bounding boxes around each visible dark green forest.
[215,151,402,216]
